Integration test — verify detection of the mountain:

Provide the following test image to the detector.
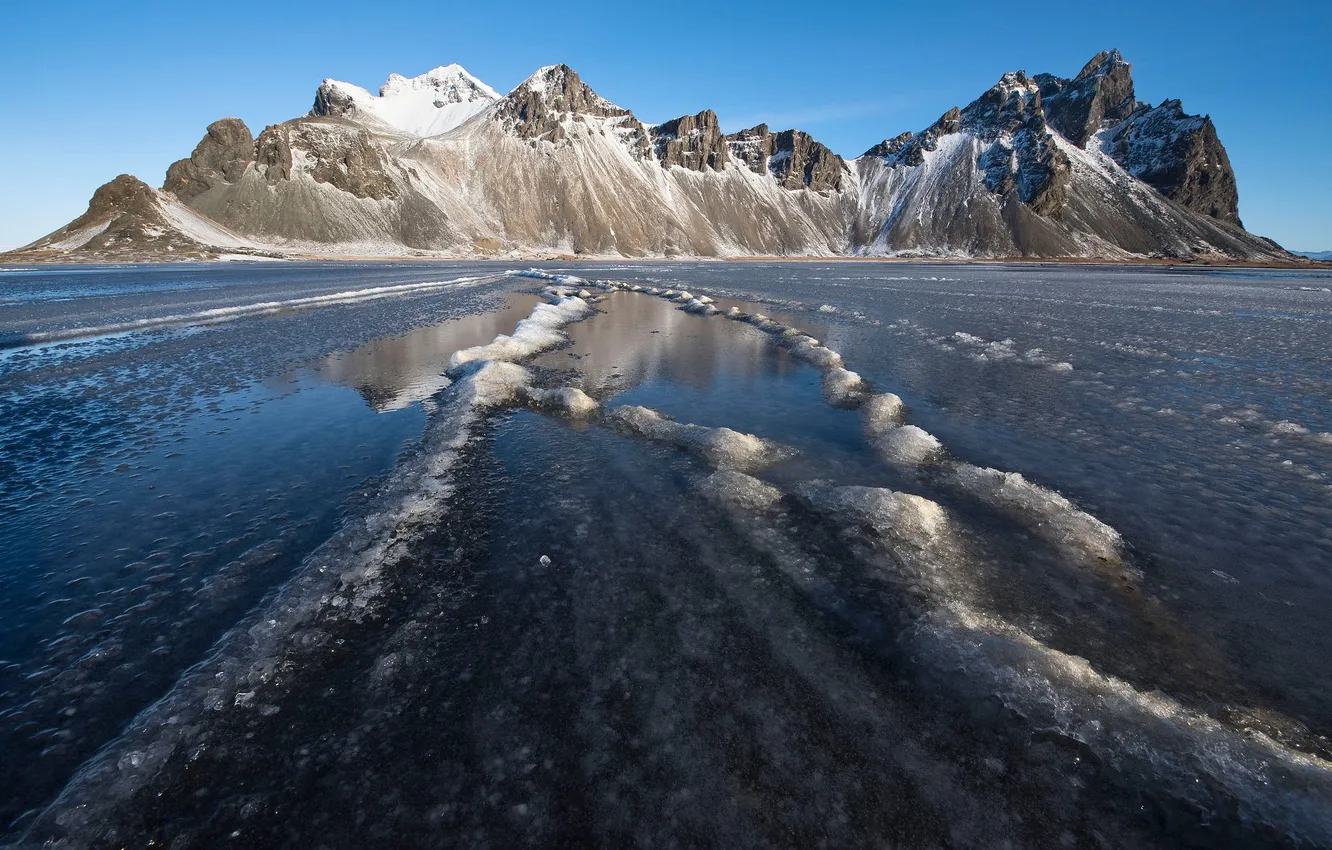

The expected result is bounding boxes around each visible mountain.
[5,54,1304,264]
[310,64,499,137]
[1294,250,1332,261]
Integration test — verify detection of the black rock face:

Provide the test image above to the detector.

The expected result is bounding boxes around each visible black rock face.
[767,130,846,191]
[254,120,399,201]
[863,131,913,159]
[311,81,359,119]
[254,125,294,183]
[652,110,729,172]
[162,118,255,202]
[724,124,774,174]
[1041,49,1137,148]
[82,174,160,222]
[960,72,1070,216]
[1101,100,1241,225]
[900,108,962,166]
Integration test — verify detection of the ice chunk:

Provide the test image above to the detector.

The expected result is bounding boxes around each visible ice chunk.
[947,463,1125,567]
[682,298,720,315]
[539,555,552,567]
[449,296,592,368]
[455,361,531,408]
[1271,420,1310,436]
[783,337,843,370]
[522,386,599,418]
[513,269,586,285]
[822,368,868,407]
[874,425,944,467]
[797,480,946,544]
[605,406,795,471]
[863,393,906,437]
[700,470,784,512]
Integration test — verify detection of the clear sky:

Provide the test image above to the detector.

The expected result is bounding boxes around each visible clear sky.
[0,0,1327,250]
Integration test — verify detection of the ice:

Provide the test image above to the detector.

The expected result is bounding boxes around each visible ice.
[604,405,796,472]
[1271,420,1311,436]
[681,298,719,315]
[455,361,532,408]
[796,480,946,545]
[511,269,587,285]
[16,274,495,346]
[914,604,1332,849]
[782,336,843,370]
[822,367,868,407]
[448,296,592,368]
[522,385,599,418]
[13,262,1332,848]
[699,470,784,512]
[872,424,945,467]
[947,463,1125,567]
[863,393,906,437]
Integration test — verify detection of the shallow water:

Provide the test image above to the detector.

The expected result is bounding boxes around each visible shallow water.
[3,261,1331,847]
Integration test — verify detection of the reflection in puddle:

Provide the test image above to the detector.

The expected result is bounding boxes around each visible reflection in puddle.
[317,293,541,411]
[533,292,828,399]
[530,292,883,485]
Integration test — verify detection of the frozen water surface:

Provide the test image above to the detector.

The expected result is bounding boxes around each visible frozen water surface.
[2,261,1331,847]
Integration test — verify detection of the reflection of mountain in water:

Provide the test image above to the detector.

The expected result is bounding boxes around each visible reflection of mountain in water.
[319,294,541,411]
[534,292,828,400]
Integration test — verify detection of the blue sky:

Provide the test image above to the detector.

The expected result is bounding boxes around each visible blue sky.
[1,0,1327,250]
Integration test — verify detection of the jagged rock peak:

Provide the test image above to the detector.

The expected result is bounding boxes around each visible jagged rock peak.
[724,124,773,174]
[503,64,629,117]
[960,71,1047,138]
[311,65,498,137]
[1041,49,1136,147]
[493,64,648,154]
[769,130,847,192]
[866,107,961,167]
[1101,99,1240,225]
[163,118,255,202]
[652,110,729,172]
[1076,49,1128,81]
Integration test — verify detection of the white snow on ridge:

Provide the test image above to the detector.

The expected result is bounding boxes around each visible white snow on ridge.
[158,196,255,249]
[320,64,499,137]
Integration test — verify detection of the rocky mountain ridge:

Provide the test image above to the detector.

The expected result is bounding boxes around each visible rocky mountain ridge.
[6,53,1302,263]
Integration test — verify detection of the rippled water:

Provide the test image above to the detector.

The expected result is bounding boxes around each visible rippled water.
[2,261,1330,848]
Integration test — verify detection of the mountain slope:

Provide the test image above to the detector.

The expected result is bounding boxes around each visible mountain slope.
[851,61,1279,260]
[5,52,1303,264]
[10,175,275,261]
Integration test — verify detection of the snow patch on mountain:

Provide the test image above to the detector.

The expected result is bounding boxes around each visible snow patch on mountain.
[314,65,498,137]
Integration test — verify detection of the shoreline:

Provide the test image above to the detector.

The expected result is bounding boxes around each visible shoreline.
[1,250,1327,271]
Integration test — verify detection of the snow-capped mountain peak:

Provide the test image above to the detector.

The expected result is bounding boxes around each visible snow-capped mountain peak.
[311,65,499,137]
[379,64,499,101]
[502,64,628,116]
